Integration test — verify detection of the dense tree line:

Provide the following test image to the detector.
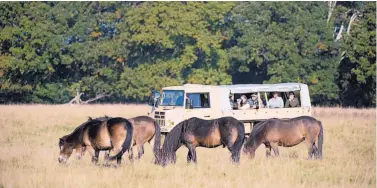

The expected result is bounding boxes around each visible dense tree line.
[0,2,375,107]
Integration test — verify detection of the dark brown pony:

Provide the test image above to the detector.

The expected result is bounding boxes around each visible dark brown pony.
[155,117,245,166]
[243,116,323,160]
[58,116,133,164]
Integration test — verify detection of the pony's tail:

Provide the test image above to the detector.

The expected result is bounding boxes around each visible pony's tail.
[231,121,245,163]
[317,121,323,160]
[153,120,161,157]
[108,121,133,161]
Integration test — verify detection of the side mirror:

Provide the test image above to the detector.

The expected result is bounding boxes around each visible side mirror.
[185,98,193,109]
[148,90,160,106]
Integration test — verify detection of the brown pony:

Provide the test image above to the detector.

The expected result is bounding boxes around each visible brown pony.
[77,116,161,162]
[60,116,109,160]
[58,117,133,165]
[127,116,161,160]
[155,117,245,166]
[243,116,323,160]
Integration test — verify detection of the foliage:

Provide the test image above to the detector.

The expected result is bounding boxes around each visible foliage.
[0,2,375,106]
[338,2,376,107]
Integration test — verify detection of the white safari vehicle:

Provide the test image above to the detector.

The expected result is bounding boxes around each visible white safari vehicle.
[148,83,312,134]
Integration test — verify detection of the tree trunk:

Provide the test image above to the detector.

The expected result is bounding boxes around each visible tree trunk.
[335,22,344,41]
[67,90,84,104]
[327,1,337,24]
[346,12,358,35]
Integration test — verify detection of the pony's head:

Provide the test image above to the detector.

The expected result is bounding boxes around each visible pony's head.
[58,136,75,163]
[243,136,257,158]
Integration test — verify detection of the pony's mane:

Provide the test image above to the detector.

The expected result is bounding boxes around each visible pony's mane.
[245,121,268,148]
[161,120,185,154]
[88,115,111,121]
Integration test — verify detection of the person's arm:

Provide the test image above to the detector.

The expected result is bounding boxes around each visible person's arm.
[279,98,284,108]
[239,103,250,109]
[285,100,290,108]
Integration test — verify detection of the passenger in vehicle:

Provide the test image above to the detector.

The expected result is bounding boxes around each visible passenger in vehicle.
[237,95,250,109]
[229,94,235,109]
[285,91,300,108]
[247,93,264,109]
[268,92,284,108]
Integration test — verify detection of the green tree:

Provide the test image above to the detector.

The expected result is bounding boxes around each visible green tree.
[117,2,235,101]
[337,2,376,107]
[226,2,340,104]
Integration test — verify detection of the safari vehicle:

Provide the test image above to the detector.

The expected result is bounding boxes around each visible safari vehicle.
[148,83,312,134]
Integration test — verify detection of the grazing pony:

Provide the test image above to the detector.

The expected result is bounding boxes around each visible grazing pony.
[60,116,110,160]
[78,116,161,162]
[58,117,133,164]
[243,116,323,160]
[155,117,245,166]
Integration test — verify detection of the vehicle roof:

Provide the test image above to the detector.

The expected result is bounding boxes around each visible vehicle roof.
[162,83,307,93]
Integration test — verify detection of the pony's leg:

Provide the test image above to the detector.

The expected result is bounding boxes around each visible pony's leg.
[191,148,197,163]
[265,144,272,157]
[186,150,193,163]
[186,144,197,164]
[104,151,110,161]
[116,156,122,165]
[92,150,100,164]
[137,144,144,159]
[128,146,134,163]
[305,137,316,159]
[311,143,319,159]
[85,146,98,163]
[270,142,280,157]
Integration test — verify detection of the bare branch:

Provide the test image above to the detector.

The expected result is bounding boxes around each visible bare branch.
[82,93,111,104]
[67,92,84,104]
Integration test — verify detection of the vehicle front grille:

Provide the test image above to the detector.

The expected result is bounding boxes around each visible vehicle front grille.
[154,111,165,126]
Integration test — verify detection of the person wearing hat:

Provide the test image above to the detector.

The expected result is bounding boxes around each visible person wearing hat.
[247,93,263,109]
[285,91,300,108]
[268,92,284,108]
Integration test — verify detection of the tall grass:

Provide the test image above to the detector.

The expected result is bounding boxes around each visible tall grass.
[0,105,375,188]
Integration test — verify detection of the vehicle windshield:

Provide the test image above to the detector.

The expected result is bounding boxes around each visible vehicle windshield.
[160,90,185,106]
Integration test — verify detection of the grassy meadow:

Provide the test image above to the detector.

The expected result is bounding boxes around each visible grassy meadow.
[0,105,375,188]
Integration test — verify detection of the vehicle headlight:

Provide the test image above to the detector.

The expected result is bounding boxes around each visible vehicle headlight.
[167,120,174,126]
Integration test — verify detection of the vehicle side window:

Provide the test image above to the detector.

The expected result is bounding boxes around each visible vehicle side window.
[187,93,210,108]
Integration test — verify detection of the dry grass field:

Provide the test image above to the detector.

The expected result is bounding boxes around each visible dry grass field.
[0,105,375,188]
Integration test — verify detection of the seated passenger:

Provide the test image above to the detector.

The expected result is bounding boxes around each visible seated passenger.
[268,92,284,108]
[247,93,264,109]
[237,95,250,110]
[229,94,236,109]
[285,91,300,108]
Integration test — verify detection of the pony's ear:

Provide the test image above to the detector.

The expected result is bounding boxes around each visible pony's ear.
[88,117,93,121]
[59,137,64,145]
